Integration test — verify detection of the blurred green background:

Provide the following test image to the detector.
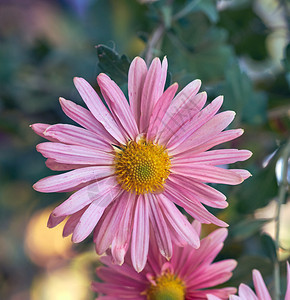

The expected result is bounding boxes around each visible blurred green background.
[0,0,289,299]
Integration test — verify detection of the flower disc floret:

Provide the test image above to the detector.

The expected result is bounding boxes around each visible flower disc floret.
[146,272,185,300]
[114,140,171,194]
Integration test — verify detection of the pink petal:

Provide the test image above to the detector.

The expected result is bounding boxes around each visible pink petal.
[163,79,202,123]
[146,83,178,141]
[159,57,168,98]
[238,283,258,300]
[59,97,113,142]
[158,193,200,248]
[252,269,271,300]
[72,187,121,243]
[111,192,136,265]
[177,128,245,158]
[94,192,128,255]
[33,166,114,193]
[207,295,222,300]
[100,256,146,284]
[30,123,57,142]
[229,295,241,300]
[45,159,86,171]
[44,124,112,151]
[189,260,237,289]
[230,296,241,300]
[96,286,144,299]
[96,266,145,288]
[170,240,196,277]
[173,149,253,165]
[231,169,252,180]
[148,194,172,260]
[131,195,150,272]
[73,77,126,143]
[171,164,244,185]
[97,73,139,139]
[166,222,188,248]
[92,281,143,298]
[140,57,162,132]
[128,57,148,125]
[164,181,228,227]
[205,227,228,246]
[190,288,236,299]
[157,91,207,145]
[286,262,290,300]
[177,228,229,279]
[156,80,204,143]
[36,142,114,165]
[47,214,66,228]
[62,207,86,237]
[169,174,228,209]
[52,176,118,217]
[166,96,224,150]
[192,220,202,236]
[169,110,236,155]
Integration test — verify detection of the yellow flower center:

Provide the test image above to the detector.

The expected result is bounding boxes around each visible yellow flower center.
[114,140,171,194]
[146,272,185,300]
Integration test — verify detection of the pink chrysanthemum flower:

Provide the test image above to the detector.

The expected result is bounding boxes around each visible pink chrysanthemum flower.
[92,222,237,300]
[32,56,251,271]
[208,262,290,300]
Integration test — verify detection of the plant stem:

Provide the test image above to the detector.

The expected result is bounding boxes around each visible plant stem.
[144,23,165,65]
[173,0,201,21]
[144,0,176,65]
[274,139,290,300]
[144,0,201,64]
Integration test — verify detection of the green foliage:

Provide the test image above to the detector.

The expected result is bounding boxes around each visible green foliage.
[283,43,290,88]
[236,158,278,213]
[173,0,218,23]
[219,61,267,125]
[231,256,273,286]
[164,21,234,83]
[96,44,131,86]
[261,233,277,262]
[230,218,272,241]
[193,0,218,23]
[283,43,290,72]
[219,5,268,61]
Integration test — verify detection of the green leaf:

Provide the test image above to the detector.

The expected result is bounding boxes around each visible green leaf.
[236,151,279,213]
[173,0,201,21]
[194,0,218,23]
[282,43,290,88]
[230,218,272,241]
[261,233,277,262]
[161,5,173,29]
[219,6,267,61]
[165,26,234,82]
[174,0,218,23]
[96,44,130,86]
[219,61,267,125]
[282,43,290,72]
[230,255,272,286]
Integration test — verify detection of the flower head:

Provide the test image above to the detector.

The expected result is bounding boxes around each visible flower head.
[208,262,290,300]
[32,56,251,272]
[93,223,237,299]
